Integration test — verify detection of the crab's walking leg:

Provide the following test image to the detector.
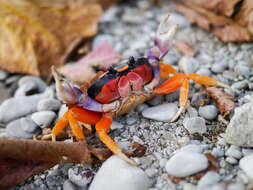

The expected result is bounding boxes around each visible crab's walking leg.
[68,112,86,142]
[171,79,189,122]
[186,73,234,91]
[95,114,138,166]
[52,111,69,141]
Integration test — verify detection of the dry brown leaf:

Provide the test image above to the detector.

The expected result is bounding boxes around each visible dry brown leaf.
[0,0,102,76]
[174,0,253,42]
[206,87,236,117]
[175,40,195,57]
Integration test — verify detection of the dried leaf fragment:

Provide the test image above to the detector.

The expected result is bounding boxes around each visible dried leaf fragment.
[0,0,102,76]
[206,87,236,117]
[175,40,195,57]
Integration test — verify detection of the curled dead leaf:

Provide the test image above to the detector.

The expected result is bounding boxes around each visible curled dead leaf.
[175,40,195,57]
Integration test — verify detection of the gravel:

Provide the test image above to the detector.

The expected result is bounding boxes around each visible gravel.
[183,117,207,134]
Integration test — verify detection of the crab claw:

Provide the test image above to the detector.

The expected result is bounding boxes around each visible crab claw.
[52,66,83,105]
[155,13,178,59]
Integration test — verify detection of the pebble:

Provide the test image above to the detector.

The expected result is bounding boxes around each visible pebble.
[14,81,38,97]
[142,103,178,122]
[179,56,200,73]
[211,63,226,73]
[199,105,218,120]
[225,146,242,159]
[234,65,251,77]
[63,180,76,190]
[6,118,41,139]
[0,93,48,123]
[136,103,149,113]
[37,98,61,111]
[197,68,211,76]
[183,117,207,134]
[31,111,56,128]
[5,75,21,86]
[212,147,225,158]
[58,104,68,118]
[68,167,93,187]
[187,106,198,117]
[197,171,220,190]
[99,6,120,23]
[122,9,143,24]
[21,117,40,133]
[18,76,47,93]
[165,152,208,177]
[145,167,158,178]
[242,148,253,156]
[165,90,179,102]
[179,144,203,153]
[231,80,248,90]
[110,120,124,130]
[227,183,245,190]
[239,154,253,180]
[225,102,253,147]
[183,183,197,190]
[89,156,150,190]
[0,70,8,80]
[0,87,9,104]
[147,96,164,106]
[226,157,238,165]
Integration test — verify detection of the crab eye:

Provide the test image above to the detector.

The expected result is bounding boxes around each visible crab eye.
[109,66,117,74]
[128,56,135,66]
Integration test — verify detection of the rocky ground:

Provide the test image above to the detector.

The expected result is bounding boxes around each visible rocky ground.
[2,1,253,190]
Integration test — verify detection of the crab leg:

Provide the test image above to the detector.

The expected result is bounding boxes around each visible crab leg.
[95,114,138,166]
[160,62,177,79]
[68,112,86,142]
[171,79,189,122]
[51,111,69,141]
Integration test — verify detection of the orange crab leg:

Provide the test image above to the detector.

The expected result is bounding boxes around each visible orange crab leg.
[69,106,101,125]
[95,114,138,166]
[160,62,176,79]
[68,111,86,142]
[154,73,186,95]
[51,110,69,141]
[171,79,189,122]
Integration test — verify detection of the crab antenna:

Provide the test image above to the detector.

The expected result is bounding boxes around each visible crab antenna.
[52,66,82,105]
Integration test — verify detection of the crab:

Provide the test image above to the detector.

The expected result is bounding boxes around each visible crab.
[51,14,232,166]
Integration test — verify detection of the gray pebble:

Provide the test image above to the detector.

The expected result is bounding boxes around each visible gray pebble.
[183,117,206,134]
[211,63,226,73]
[231,80,248,90]
[179,56,200,73]
[0,70,8,80]
[145,167,158,178]
[0,87,9,105]
[7,118,41,139]
[68,167,93,187]
[199,105,218,120]
[136,103,149,113]
[225,146,242,159]
[5,75,21,86]
[183,183,197,190]
[197,171,220,190]
[18,76,47,93]
[239,154,253,180]
[165,90,179,102]
[21,117,39,133]
[110,121,124,130]
[212,147,225,158]
[37,98,61,111]
[63,180,76,190]
[99,6,120,23]
[89,156,150,190]
[14,81,38,97]
[234,65,251,77]
[126,116,137,125]
[187,106,198,118]
[242,148,253,157]
[142,103,178,122]
[122,49,140,59]
[31,111,56,128]
[197,68,211,76]
[165,152,208,177]
[227,183,245,190]
[122,9,143,24]
[179,144,203,153]
[225,157,238,165]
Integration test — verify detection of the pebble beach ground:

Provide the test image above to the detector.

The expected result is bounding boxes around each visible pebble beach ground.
[2,1,253,190]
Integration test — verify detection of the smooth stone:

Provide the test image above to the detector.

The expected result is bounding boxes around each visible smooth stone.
[227,183,245,190]
[165,90,179,102]
[225,146,242,159]
[7,118,41,139]
[211,63,226,73]
[226,157,238,165]
[231,80,248,90]
[37,98,61,111]
[142,103,178,122]
[165,152,208,177]
[63,180,76,190]
[211,147,225,158]
[31,111,56,128]
[18,76,47,93]
[5,75,21,86]
[58,104,68,118]
[234,65,251,77]
[89,156,150,190]
[187,106,198,118]
[122,49,140,59]
[183,117,207,134]
[68,168,93,187]
[122,9,143,24]
[0,70,8,80]
[225,102,253,147]
[197,171,220,190]
[179,56,200,73]
[110,121,124,130]
[20,117,40,133]
[136,103,149,113]
[199,105,218,120]
[183,183,197,190]
[99,6,119,23]
[0,87,9,104]
[0,93,49,123]
[179,144,203,153]
[197,68,211,76]
[242,148,253,156]
[14,81,38,97]
[239,154,253,180]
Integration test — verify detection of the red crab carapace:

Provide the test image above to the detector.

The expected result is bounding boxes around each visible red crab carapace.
[51,14,232,166]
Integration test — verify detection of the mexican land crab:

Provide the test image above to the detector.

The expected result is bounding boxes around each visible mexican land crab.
[51,14,232,166]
